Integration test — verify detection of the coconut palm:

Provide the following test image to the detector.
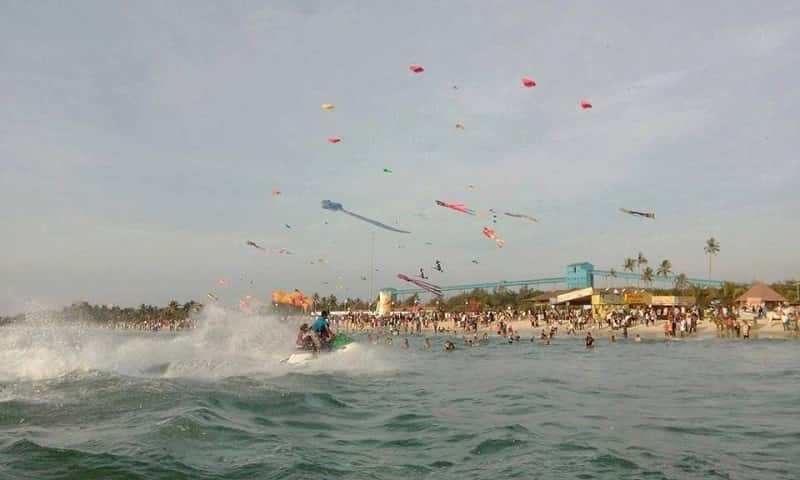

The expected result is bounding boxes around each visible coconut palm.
[674,273,689,292]
[642,267,654,287]
[657,259,672,278]
[636,252,648,272]
[622,258,636,287]
[704,237,721,279]
[623,258,636,273]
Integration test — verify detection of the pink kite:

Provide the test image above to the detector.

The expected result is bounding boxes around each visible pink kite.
[482,226,505,248]
[580,100,592,109]
[435,200,476,216]
[327,137,342,143]
[272,190,282,196]
[397,274,442,297]
[409,64,425,74]
[218,279,230,286]
[522,77,536,88]
[239,300,251,313]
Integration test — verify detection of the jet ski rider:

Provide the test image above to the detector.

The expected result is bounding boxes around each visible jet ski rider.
[309,310,333,352]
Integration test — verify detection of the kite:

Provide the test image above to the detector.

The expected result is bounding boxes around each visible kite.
[467,184,475,189]
[360,275,367,281]
[217,279,230,286]
[327,136,342,143]
[246,240,266,251]
[455,123,465,130]
[383,168,392,173]
[580,100,593,109]
[272,289,313,309]
[284,224,291,229]
[522,77,536,88]
[272,190,282,196]
[425,241,433,246]
[482,226,505,248]
[409,64,425,74]
[397,273,442,297]
[433,260,443,272]
[321,103,335,111]
[321,199,411,234]
[206,293,219,302]
[504,212,539,223]
[619,208,655,219]
[471,260,479,264]
[435,200,476,216]
[239,300,251,313]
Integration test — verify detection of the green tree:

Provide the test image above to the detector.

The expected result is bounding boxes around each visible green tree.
[674,273,689,292]
[636,252,648,273]
[623,258,636,286]
[623,258,636,273]
[403,293,420,308]
[704,237,721,279]
[642,267,654,287]
[657,259,672,278]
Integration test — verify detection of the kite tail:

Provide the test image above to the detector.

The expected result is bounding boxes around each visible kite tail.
[342,209,411,234]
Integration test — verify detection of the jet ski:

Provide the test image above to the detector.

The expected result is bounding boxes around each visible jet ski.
[282,323,355,365]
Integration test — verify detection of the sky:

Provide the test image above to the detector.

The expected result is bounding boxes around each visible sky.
[1,0,799,314]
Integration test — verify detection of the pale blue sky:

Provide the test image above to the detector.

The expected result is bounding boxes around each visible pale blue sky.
[2,1,799,313]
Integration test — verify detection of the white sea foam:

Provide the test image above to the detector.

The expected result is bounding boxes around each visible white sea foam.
[0,305,389,381]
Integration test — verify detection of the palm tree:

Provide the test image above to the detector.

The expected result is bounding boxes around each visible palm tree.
[657,259,672,278]
[642,267,654,287]
[623,258,636,273]
[623,258,636,286]
[674,273,689,292]
[704,237,721,279]
[636,252,648,273]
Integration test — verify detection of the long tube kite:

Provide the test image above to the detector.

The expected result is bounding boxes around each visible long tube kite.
[397,274,442,297]
[246,240,266,251]
[322,200,410,234]
[435,200,476,216]
[482,226,505,248]
[619,208,655,219]
[504,212,539,223]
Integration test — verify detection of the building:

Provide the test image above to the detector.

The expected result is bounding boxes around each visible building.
[735,283,787,309]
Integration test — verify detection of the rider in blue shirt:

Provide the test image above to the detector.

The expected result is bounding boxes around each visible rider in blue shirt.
[309,311,332,351]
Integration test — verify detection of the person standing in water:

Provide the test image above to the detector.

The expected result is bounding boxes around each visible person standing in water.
[423,338,431,349]
[585,332,594,348]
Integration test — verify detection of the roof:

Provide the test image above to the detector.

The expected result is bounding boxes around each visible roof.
[524,290,568,303]
[735,283,787,303]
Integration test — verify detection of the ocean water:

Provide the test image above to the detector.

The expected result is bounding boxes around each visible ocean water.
[1,308,799,479]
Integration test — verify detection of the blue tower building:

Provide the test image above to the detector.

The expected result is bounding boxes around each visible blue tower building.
[566,262,594,289]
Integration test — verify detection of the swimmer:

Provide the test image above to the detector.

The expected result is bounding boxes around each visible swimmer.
[423,338,431,349]
[610,335,616,343]
[443,340,455,351]
[634,334,642,342]
[585,332,594,348]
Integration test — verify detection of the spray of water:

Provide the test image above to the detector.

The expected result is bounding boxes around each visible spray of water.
[0,305,390,381]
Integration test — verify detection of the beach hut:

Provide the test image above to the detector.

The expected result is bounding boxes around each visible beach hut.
[735,283,786,309]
